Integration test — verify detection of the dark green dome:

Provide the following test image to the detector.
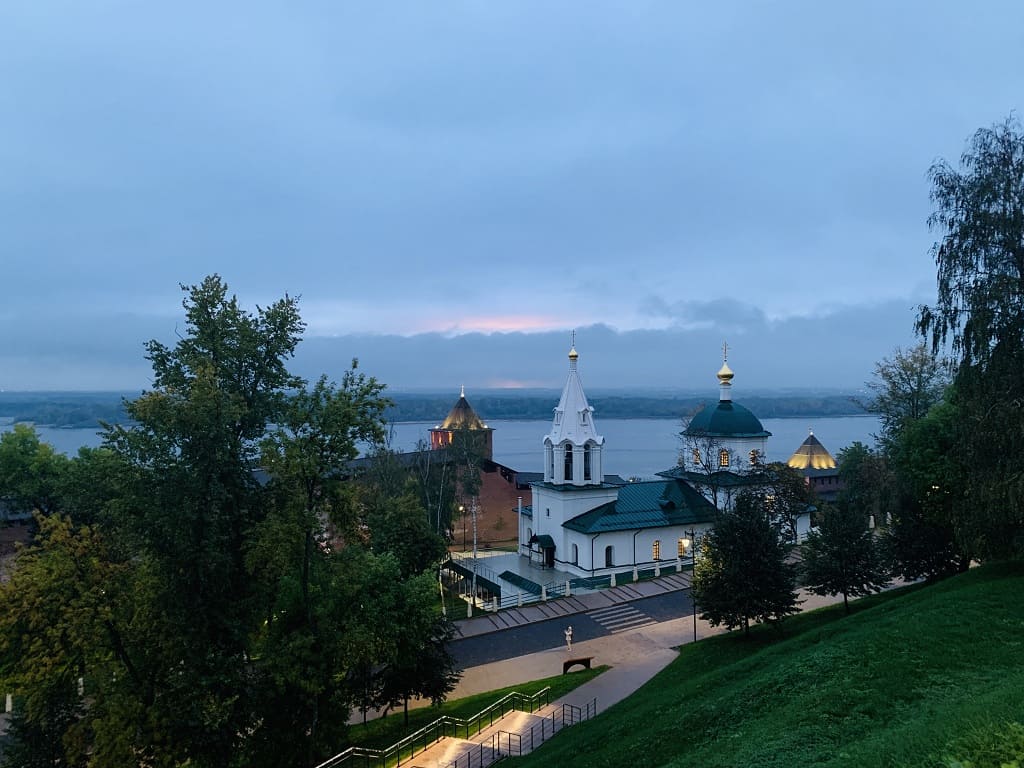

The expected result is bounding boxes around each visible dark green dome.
[685,400,771,438]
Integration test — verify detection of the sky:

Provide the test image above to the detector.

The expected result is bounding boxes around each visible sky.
[2,2,1022,392]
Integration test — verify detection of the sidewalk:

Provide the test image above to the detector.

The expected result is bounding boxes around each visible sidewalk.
[452,586,853,704]
[453,570,692,639]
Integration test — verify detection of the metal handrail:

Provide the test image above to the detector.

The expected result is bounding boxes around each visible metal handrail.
[314,687,551,768]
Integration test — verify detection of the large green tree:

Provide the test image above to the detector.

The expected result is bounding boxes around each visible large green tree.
[917,116,1024,558]
[1,276,459,768]
[692,491,799,636]
[802,504,889,614]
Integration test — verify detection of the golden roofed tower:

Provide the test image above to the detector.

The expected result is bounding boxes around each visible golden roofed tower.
[787,430,838,471]
[429,386,494,460]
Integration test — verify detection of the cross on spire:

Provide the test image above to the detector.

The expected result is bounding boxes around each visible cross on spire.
[722,340,729,362]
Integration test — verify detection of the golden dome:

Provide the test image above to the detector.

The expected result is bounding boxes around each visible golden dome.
[717,361,734,382]
[568,346,579,361]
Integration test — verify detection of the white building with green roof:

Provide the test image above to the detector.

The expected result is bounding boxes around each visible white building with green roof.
[517,343,814,578]
[518,343,719,577]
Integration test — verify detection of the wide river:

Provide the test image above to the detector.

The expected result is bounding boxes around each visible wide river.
[15,416,879,480]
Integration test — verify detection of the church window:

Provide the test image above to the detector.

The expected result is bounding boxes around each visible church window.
[719,450,730,468]
[692,448,701,466]
[652,540,661,561]
[564,443,574,480]
[549,452,554,480]
[571,543,579,565]
[546,508,550,518]
[678,537,691,557]
[583,444,592,481]
[749,450,759,466]
[605,545,614,567]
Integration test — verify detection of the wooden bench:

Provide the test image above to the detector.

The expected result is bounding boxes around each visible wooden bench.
[563,656,594,674]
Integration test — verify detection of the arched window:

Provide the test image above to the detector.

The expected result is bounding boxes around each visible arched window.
[571,543,579,565]
[583,444,592,481]
[564,442,574,480]
[719,450,730,468]
[605,545,614,567]
[527,527,533,541]
[749,450,759,467]
[692,448,701,467]
[652,540,661,561]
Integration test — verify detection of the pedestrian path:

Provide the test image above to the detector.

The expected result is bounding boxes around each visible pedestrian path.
[586,603,656,634]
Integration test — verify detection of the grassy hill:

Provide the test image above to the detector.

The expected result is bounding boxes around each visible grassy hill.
[510,562,1024,768]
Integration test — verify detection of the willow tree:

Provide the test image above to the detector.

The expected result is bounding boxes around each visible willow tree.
[917,117,1024,558]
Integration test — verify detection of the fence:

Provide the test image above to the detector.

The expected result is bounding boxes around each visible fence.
[314,687,552,768]
[439,699,599,768]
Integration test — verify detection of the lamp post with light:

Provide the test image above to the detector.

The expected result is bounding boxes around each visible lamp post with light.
[685,529,698,643]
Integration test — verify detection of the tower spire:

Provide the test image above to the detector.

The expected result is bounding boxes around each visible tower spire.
[717,341,734,402]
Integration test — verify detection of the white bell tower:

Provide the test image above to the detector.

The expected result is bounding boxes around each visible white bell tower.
[543,335,604,486]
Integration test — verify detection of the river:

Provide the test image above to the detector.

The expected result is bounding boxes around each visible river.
[9,416,880,479]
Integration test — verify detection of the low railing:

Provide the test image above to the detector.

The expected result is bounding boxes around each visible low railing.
[314,688,552,768]
[439,699,599,768]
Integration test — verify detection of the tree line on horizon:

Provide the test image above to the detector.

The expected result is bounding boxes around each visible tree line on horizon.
[0,391,868,430]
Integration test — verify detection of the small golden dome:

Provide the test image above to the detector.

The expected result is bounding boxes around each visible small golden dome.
[717,361,734,382]
[568,346,579,361]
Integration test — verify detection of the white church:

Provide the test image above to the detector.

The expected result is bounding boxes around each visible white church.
[517,343,812,577]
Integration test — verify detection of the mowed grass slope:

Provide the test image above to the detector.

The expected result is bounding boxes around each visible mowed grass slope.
[510,562,1024,768]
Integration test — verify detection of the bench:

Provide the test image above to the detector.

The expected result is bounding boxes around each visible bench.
[563,656,594,674]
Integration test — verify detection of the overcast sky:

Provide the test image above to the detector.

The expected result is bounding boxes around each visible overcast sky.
[2,2,1022,392]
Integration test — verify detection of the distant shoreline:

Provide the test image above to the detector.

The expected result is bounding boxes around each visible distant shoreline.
[1,391,869,429]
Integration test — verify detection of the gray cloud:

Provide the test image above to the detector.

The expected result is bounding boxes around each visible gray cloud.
[0,2,1018,388]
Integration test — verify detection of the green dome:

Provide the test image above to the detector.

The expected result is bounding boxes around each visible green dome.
[685,401,771,438]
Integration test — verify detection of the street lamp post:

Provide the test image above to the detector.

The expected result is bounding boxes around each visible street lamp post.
[471,498,479,609]
[689,528,697,643]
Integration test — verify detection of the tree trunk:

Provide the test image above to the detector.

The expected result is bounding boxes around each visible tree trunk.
[843,592,850,614]
[404,695,409,726]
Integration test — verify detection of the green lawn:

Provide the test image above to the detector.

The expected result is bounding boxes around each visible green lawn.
[509,562,1024,768]
[347,666,607,751]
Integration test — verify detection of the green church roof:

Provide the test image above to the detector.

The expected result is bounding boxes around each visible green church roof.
[684,400,771,439]
[563,479,717,534]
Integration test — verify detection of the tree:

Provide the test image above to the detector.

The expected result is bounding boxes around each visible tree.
[0,424,68,519]
[691,491,799,636]
[863,344,949,452]
[917,116,1024,559]
[249,370,390,765]
[802,504,889,614]
[886,399,971,580]
[678,418,744,511]
[372,573,460,726]
[836,442,895,527]
[750,461,815,543]
[1,277,466,768]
